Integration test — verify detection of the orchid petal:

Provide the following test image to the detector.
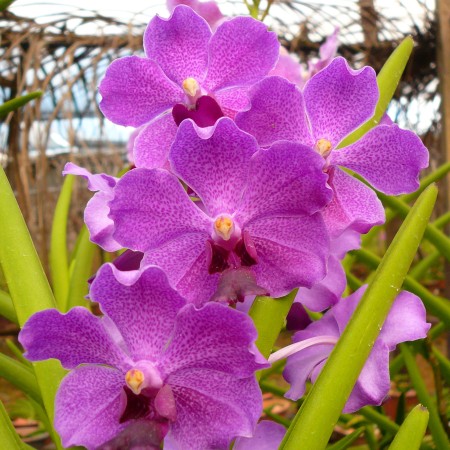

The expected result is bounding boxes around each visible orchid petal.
[331,125,429,195]
[170,118,258,217]
[90,264,186,362]
[304,57,378,147]
[204,17,279,91]
[236,77,313,148]
[19,308,130,370]
[144,6,211,85]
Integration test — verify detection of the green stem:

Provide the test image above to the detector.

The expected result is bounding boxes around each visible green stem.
[280,186,437,450]
[400,344,449,449]
[249,289,296,363]
[0,400,25,449]
[359,406,399,434]
[402,162,450,204]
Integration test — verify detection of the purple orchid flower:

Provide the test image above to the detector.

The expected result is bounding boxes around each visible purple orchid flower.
[99,5,279,170]
[107,118,332,306]
[167,0,225,30]
[19,264,267,449]
[271,286,430,413]
[234,420,286,450]
[236,57,429,238]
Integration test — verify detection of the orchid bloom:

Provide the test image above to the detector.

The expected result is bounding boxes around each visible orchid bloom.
[236,57,429,238]
[107,118,332,305]
[19,264,267,449]
[271,286,430,412]
[99,5,279,170]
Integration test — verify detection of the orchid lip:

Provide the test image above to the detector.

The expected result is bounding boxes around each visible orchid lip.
[268,335,338,364]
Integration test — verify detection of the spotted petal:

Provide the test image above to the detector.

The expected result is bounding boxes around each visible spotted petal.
[323,167,385,238]
[204,17,279,92]
[144,6,211,85]
[235,76,313,148]
[133,112,178,169]
[303,57,378,147]
[19,308,130,370]
[331,125,429,195]
[160,303,267,377]
[247,214,329,295]
[99,56,183,127]
[55,365,126,449]
[90,264,186,362]
[169,118,258,217]
[109,168,211,252]
[237,142,331,225]
[167,371,262,450]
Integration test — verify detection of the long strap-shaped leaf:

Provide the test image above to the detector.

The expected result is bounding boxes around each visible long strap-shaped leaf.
[50,174,74,308]
[401,344,449,449]
[0,167,64,448]
[389,404,429,450]
[0,400,33,450]
[280,185,437,450]
[0,92,42,119]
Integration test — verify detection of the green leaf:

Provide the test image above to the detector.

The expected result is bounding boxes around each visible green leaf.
[0,92,42,119]
[388,404,429,450]
[0,399,33,449]
[280,185,437,450]
[249,289,296,363]
[0,289,18,324]
[339,36,413,148]
[400,344,449,449]
[326,427,364,450]
[0,166,64,448]
[0,353,41,405]
[0,0,15,11]
[66,225,97,310]
[49,174,74,308]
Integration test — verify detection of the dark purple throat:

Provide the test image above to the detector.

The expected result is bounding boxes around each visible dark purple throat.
[172,95,224,128]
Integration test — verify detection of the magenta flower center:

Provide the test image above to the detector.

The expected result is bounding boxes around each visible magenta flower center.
[172,95,224,128]
[207,215,258,274]
[120,362,176,425]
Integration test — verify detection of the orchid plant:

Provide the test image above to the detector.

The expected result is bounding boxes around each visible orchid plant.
[0,1,449,449]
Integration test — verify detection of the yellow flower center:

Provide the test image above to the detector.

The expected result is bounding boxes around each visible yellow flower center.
[182,77,200,98]
[214,216,234,241]
[315,138,332,157]
[125,369,145,395]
